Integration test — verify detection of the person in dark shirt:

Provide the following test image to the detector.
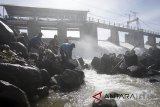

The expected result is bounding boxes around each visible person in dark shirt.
[28,32,44,52]
[48,35,59,54]
[60,43,75,61]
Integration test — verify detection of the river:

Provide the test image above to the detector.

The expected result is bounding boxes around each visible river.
[33,41,160,107]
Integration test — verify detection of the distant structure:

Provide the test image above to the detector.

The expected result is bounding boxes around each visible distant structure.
[127,11,140,29]
[1,4,160,47]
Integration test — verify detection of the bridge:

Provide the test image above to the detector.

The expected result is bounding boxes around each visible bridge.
[1,4,160,46]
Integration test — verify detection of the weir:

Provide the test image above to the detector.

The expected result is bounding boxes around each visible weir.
[2,4,160,47]
[125,30,144,47]
[80,23,98,46]
[147,35,156,46]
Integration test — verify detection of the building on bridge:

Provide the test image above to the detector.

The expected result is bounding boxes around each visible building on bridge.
[1,4,159,47]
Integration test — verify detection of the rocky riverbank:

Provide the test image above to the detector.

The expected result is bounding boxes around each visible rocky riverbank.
[0,20,86,107]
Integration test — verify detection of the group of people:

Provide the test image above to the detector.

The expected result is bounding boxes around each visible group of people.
[28,32,75,61]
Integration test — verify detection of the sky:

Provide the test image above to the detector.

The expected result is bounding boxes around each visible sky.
[0,0,160,42]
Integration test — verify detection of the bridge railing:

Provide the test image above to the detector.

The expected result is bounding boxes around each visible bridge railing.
[87,17,160,35]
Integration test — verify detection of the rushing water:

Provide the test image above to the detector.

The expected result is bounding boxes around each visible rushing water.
[33,41,160,107]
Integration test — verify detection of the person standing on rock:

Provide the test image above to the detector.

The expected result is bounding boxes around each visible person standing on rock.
[28,32,44,52]
[60,43,75,61]
[48,35,59,54]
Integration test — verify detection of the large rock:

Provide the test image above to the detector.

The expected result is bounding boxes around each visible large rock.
[99,54,113,74]
[63,59,79,70]
[92,99,117,107]
[92,92,118,107]
[37,59,63,76]
[149,79,159,83]
[0,80,30,107]
[40,69,51,86]
[17,36,28,47]
[124,50,138,67]
[127,65,147,77]
[9,42,28,58]
[37,49,63,76]
[55,69,84,91]
[0,21,16,45]
[0,63,50,97]
[0,44,10,52]
[91,54,117,74]
[139,52,154,67]
[91,57,101,70]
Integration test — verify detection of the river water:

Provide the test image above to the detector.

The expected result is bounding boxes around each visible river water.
[33,41,160,107]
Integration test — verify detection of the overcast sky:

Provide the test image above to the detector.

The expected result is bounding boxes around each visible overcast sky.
[0,0,160,40]
[1,0,160,30]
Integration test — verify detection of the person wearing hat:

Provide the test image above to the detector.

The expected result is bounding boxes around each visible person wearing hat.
[28,32,44,52]
[60,43,75,61]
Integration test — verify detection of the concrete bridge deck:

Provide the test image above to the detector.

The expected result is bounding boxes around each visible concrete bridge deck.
[2,5,160,47]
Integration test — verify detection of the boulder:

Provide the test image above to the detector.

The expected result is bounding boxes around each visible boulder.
[149,79,159,83]
[99,54,112,74]
[0,21,16,45]
[29,53,39,61]
[63,59,79,70]
[92,99,117,107]
[37,49,63,76]
[119,62,128,74]
[148,47,160,66]
[0,44,10,52]
[0,80,30,107]
[40,69,51,86]
[17,36,28,47]
[37,59,63,76]
[124,50,138,67]
[91,57,101,70]
[147,69,160,76]
[37,86,49,98]
[0,63,50,97]
[56,69,84,91]
[127,65,147,77]
[139,53,154,67]
[92,92,118,107]
[9,42,28,58]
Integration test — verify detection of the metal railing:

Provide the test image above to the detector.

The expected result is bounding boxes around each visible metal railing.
[87,17,160,35]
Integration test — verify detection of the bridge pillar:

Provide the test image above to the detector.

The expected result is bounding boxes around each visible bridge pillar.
[57,22,67,45]
[27,20,41,39]
[125,31,144,47]
[80,23,98,46]
[148,35,156,46]
[108,28,119,45]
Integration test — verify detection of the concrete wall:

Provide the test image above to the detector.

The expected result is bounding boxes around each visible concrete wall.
[148,35,156,46]
[108,28,119,45]
[57,22,67,45]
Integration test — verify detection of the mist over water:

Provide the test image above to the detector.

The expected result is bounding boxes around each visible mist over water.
[33,41,160,107]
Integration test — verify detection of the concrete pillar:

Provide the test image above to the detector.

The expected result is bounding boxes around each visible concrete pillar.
[148,35,156,46]
[80,23,98,46]
[125,31,144,47]
[108,28,119,45]
[57,22,67,45]
[27,20,41,39]
[125,34,132,44]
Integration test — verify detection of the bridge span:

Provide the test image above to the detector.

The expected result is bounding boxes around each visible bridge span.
[1,4,160,47]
